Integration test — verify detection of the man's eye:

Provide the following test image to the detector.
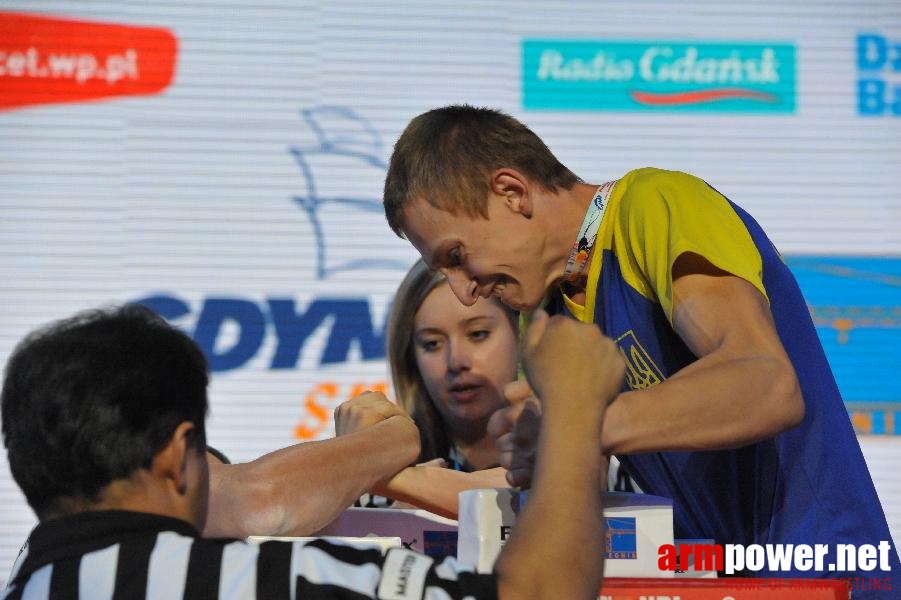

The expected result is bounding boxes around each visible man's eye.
[447,247,463,267]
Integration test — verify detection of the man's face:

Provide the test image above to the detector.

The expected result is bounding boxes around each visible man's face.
[401,194,553,312]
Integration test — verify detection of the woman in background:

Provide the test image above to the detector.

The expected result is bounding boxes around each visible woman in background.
[387,258,519,471]
[359,259,632,518]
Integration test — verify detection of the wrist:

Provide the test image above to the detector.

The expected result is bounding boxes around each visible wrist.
[542,397,605,433]
[369,416,420,463]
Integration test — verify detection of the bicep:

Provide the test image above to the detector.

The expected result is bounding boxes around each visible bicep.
[669,252,804,434]
[670,252,786,362]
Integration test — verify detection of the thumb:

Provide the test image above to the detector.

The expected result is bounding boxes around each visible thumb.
[489,383,541,440]
[522,308,549,357]
[503,380,533,405]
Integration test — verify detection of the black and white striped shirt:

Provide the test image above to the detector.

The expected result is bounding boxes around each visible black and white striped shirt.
[3,510,496,599]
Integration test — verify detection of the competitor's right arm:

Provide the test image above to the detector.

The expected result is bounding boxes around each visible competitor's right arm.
[494,310,624,600]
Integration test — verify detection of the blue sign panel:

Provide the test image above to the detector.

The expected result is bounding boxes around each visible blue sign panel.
[787,256,901,434]
[523,40,796,113]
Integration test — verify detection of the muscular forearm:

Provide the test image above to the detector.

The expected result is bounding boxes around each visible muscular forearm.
[203,416,418,538]
[373,466,509,520]
[602,271,804,455]
[603,351,801,455]
[489,310,620,599]
[495,409,606,600]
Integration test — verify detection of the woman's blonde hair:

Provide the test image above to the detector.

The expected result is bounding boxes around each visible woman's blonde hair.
[386,258,516,463]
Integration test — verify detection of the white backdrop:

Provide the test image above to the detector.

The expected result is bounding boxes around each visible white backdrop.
[1,0,899,584]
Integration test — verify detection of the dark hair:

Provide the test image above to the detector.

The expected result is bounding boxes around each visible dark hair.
[384,104,580,237]
[1,304,209,519]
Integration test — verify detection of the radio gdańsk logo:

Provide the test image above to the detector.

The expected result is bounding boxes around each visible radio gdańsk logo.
[857,33,900,116]
[522,40,795,113]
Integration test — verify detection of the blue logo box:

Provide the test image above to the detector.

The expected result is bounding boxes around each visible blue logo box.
[606,517,637,559]
[523,40,796,113]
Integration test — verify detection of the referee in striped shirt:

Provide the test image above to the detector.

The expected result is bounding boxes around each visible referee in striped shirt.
[1,304,622,599]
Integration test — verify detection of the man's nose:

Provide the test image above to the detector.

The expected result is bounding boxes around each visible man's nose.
[442,269,479,306]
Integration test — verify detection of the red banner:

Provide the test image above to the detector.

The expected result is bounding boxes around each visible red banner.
[600,577,857,599]
[0,11,177,111]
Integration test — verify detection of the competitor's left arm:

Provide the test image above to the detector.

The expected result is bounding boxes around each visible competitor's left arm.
[601,251,804,454]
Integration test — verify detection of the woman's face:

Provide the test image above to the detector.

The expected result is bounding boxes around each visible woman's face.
[413,282,518,435]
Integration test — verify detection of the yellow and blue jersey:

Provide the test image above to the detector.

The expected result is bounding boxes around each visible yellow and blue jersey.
[552,168,897,582]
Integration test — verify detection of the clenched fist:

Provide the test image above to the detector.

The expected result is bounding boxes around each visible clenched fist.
[334,391,415,437]
[488,310,625,489]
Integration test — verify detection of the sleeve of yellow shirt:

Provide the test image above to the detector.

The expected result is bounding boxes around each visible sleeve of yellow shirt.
[611,167,768,324]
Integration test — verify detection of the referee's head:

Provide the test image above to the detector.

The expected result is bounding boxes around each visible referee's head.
[1,304,210,528]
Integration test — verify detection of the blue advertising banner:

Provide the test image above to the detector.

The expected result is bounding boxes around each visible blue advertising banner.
[788,257,901,434]
[523,39,796,113]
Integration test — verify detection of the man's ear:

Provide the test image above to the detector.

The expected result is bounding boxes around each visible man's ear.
[489,168,532,218]
[151,421,197,495]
